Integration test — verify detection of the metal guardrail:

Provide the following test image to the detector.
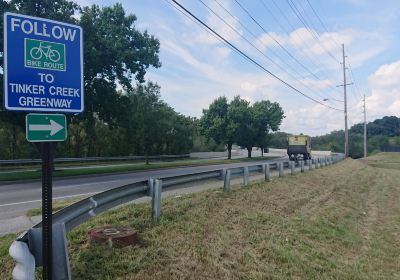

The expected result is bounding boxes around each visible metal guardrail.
[0,154,190,165]
[10,154,345,280]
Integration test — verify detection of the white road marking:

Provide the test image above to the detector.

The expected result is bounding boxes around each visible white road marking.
[0,192,99,207]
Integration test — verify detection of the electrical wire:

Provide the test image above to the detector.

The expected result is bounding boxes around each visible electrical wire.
[233,0,331,83]
[304,0,341,49]
[286,0,340,64]
[167,0,343,111]
[258,0,344,98]
[206,0,339,104]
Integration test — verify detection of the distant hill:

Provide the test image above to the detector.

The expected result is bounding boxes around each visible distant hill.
[268,116,400,158]
[312,116,400,158]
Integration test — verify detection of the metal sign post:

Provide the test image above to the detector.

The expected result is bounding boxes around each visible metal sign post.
[4,12,83,280]
[40,142,54,280]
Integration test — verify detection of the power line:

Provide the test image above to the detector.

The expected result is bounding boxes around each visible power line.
[259,0,343,97]
[232,0,333,83]
[304,0,341,49]
[300,0,364,108]
[207,0,338,104]
[201,0,300,77]
[167,0,343,111]
[285,0,340,64]
[163,0,246,65]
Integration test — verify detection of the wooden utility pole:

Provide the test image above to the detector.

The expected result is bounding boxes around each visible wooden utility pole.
[342,44,349,158]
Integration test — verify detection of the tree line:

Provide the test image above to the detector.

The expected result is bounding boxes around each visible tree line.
[200,96,284,159]
[0,0,284,161]
[265,115,400,159]
[312,116,400,158]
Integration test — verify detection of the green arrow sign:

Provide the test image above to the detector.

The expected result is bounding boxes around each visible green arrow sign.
[26,114,67,142]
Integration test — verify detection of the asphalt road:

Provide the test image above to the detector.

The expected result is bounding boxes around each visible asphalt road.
[0,156,288,233]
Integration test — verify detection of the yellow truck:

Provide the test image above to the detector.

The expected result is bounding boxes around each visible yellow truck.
[287,135,312,161]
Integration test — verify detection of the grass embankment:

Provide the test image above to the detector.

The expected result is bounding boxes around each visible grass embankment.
[1,153,400,279]
[0,156,275,182]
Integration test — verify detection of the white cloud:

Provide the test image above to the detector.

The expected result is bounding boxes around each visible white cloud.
[255,32,287,51]
[280,61,400,136]
[367,60,400,119]
[281,104,344,136]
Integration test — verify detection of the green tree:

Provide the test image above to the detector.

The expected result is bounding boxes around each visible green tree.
[228,96,254,158]
[252,100,284,156]
[77,3,161,154]
[0,1,161,158]
[0,0,80,154]
[200,96,237,159]
[126,82,192,164]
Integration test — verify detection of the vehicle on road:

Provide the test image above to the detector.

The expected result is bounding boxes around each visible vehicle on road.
[287,134,311,161]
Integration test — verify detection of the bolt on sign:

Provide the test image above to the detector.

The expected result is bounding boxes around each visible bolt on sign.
[3,12,84,113]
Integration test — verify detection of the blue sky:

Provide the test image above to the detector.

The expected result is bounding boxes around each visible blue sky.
[78,0,400,135]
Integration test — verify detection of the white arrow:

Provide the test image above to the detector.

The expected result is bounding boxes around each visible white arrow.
[29,120,64,136]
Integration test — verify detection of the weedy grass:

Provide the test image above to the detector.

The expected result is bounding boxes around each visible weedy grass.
[26,198,85,217]
[1,153,399,279]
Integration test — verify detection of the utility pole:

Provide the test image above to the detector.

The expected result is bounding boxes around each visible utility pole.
[342,44,349,158]
[363,94,367,157]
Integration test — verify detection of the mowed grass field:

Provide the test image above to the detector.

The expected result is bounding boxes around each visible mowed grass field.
[1,153,400,279]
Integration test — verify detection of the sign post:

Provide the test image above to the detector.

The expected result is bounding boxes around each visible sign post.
[40,141,54,280]
[4,12,83,280]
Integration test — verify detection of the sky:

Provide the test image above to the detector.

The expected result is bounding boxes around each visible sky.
[77,0,400,136]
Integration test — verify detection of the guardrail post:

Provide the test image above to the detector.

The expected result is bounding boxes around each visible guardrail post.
[261,164,266,174]
[147,178,154,197]
[308,159,312,170]
[243,167,249,186]
[315,159,320,169]
[300,160,304,172]
[290,161,295,175]
[223,169,231,192]
[152,179,162,221]
[264,163,271,181]
[279,162,284,177]
[220,168,227,180]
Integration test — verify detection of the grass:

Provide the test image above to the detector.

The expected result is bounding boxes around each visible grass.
[1,153,399,279]
[0,156,276,182]
[26,197,84,217]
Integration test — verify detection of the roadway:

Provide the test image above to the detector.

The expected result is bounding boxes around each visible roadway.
[0,156,288,235]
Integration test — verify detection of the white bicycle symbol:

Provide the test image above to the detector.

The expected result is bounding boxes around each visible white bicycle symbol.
[30,42,61,63]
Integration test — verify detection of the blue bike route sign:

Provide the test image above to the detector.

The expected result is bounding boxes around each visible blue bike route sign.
[3,12,84,113]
